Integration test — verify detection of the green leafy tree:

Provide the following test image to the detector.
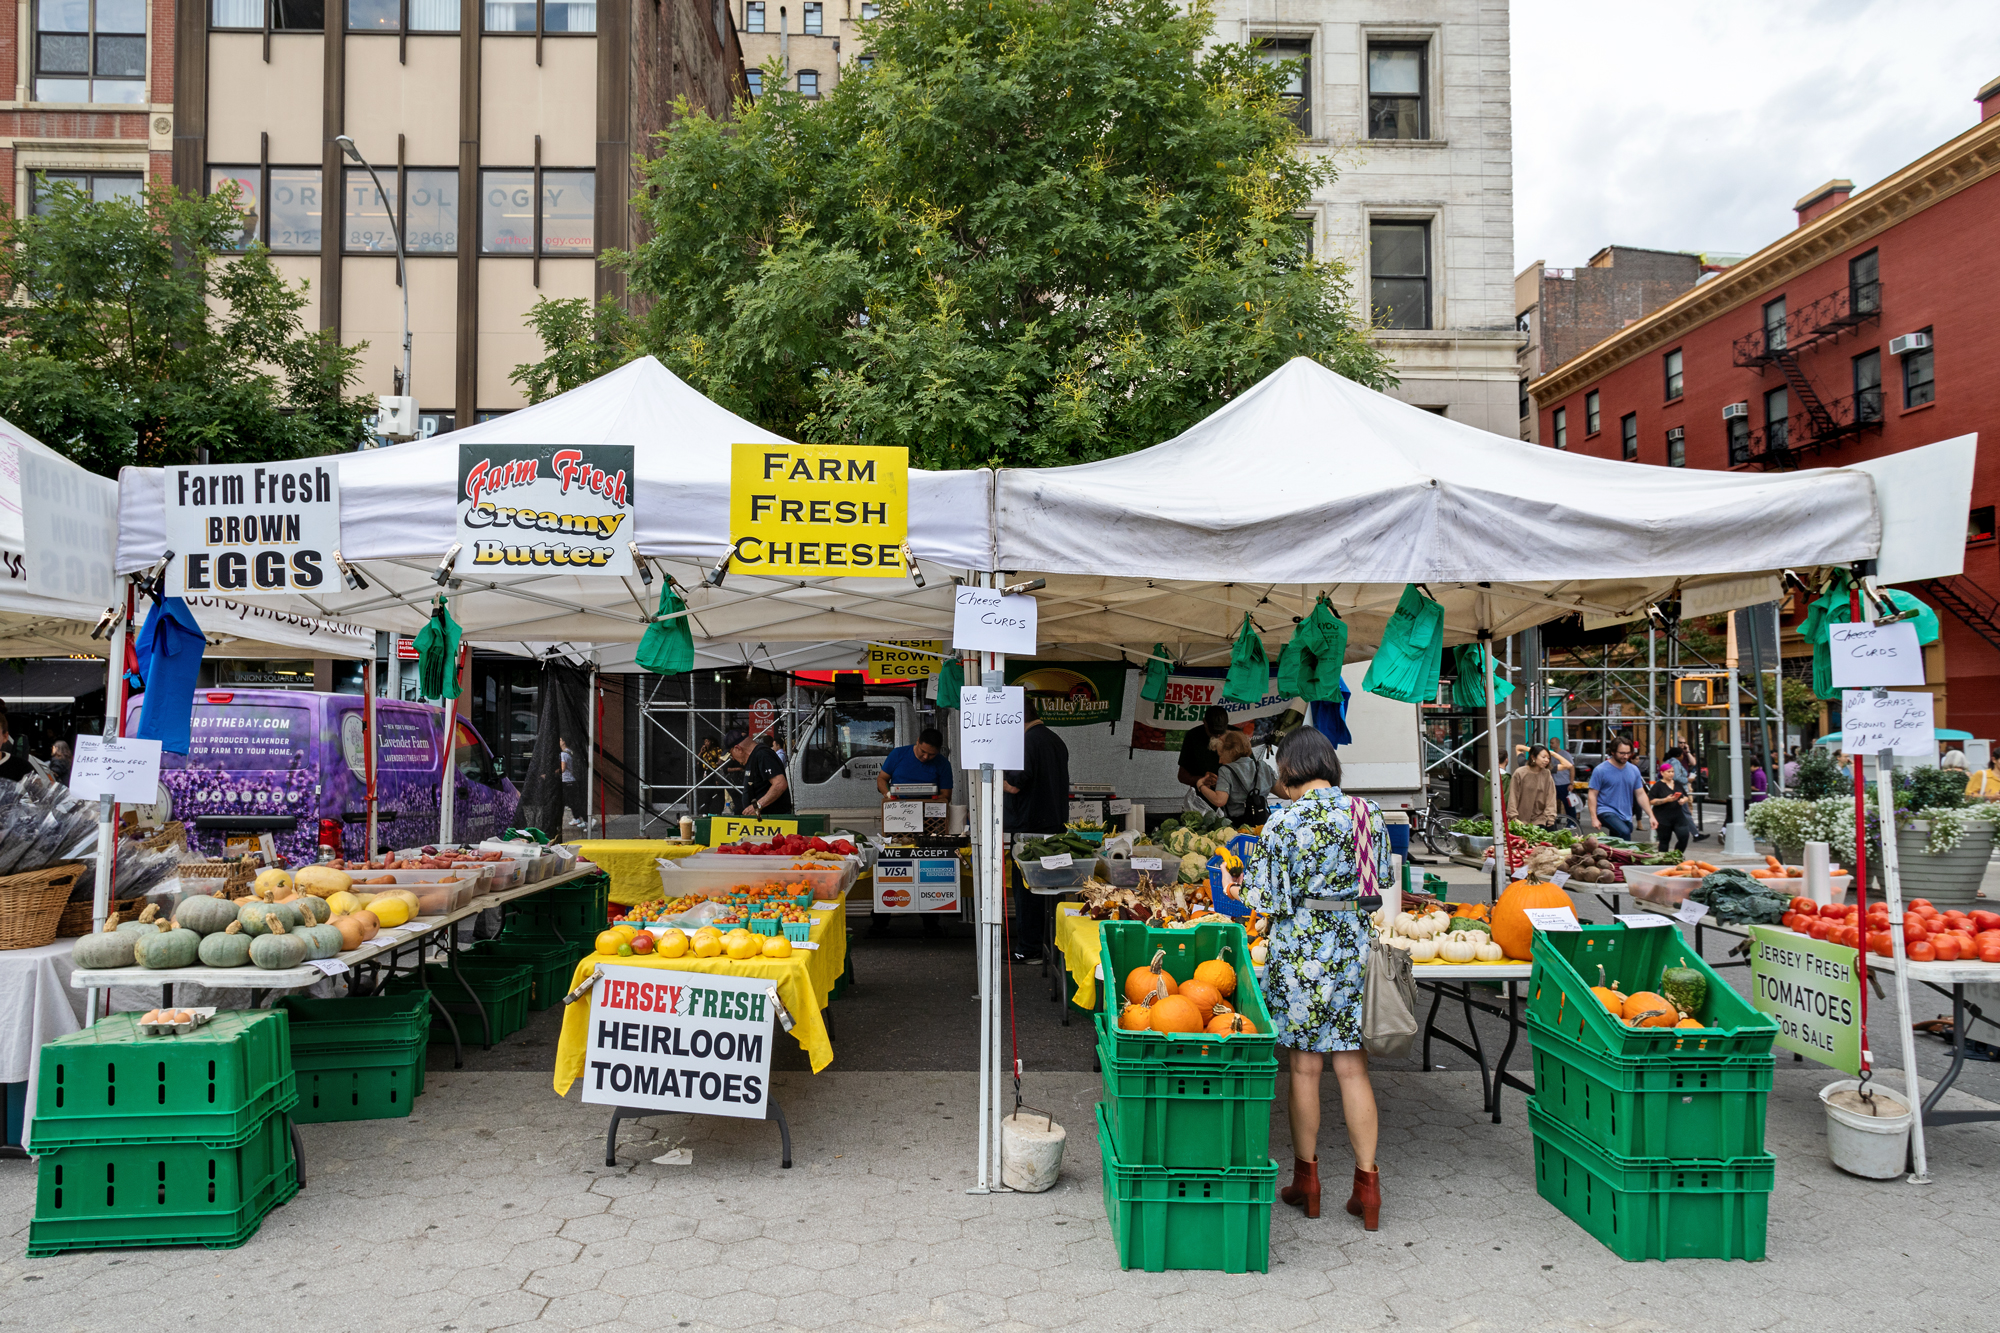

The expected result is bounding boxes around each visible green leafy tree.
[0,181,371,477]
[512,0,1393,465]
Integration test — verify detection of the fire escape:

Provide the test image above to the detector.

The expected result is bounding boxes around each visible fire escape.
[1729,280,1883,470]
[1921,577,2000,655]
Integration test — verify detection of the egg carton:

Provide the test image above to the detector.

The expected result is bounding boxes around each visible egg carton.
[136,1006,218,1037]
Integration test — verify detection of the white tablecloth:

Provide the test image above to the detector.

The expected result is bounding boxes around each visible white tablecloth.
[1,939,87,1146]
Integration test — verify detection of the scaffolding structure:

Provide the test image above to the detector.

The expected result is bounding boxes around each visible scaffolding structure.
[635,673,820,833]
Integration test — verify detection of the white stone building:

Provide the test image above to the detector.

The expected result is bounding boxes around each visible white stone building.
[1212,0,1519,435]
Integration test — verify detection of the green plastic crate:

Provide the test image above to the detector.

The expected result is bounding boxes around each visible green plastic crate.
[389,959,533,1044]
[473,935,588,1011]
[501,874,612,941]
[1097,1031,1275,1170]
[1527,1015,1774,1159]
[27,1110,299,1257]
[1528,1098,1770,1261]
[279,994,431,1123]
[1098,922,1277,1068]
[1097,1104,1277,1273]
[1527,924,1776,1059]
[30,1012,297,1152]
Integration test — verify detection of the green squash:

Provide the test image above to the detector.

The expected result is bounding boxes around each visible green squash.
[1449,917,1493,936]
[297,923,347,961]
[134,922,200,970]
[72,920,139,969]
[293,895,332,925]
[237,899,303,936]
[249,919,310,970]
[1660,957,1708,1017]
[197,921,254,967]
[174,892,241,937]
[114,903,164,934]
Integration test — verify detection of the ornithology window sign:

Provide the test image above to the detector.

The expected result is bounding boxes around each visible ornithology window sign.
[728,444,910,578]
[164,462,341,596]
[456,444,635,577]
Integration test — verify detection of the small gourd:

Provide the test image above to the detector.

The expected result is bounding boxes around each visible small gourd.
[328,914,366,950]
[173,892,241,937]
[72,915,139,969]
[1407,936,1440,962]
[237,899,302,936]
[292,894,332,925]
[298,922,348,961]
[1473,937,1505,962]
[252,867,296,900]
[249,917,311,970]
[134,920,200,969]
[324,890,362,917]
[114,903,162,934]
[1438,934,1478,963]
[198,920,254,967]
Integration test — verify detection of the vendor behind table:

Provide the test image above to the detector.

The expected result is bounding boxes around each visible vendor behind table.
[875,728,954,799]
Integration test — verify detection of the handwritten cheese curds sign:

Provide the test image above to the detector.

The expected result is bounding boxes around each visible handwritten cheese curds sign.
[728,444,910,577]
[455,444,636,577]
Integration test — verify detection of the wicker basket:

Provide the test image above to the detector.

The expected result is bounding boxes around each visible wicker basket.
[55,893,148,938]
[0,862,91,950]
[141,821,188,853]
[177,859,254,899]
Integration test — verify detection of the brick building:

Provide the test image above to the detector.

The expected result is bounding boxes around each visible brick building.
[1514,246,1700,441]
[1529,78,2000,738]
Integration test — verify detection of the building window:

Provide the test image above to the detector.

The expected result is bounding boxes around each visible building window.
[349,0,459,30]
[342,166,458,254]
[1518,380,1530,421]
[1902,329,1934,408]
[1584,390,1600,436]
[1764,386,1789,451]
[744,0,762,30]
[1727,415,1750,465]
[1366,41,1426,140]
[1850,248,1879,316]
[1552,407,1567,450]
[797,69,819,97]
[26,170,142,214]
[745,68,762,96]
[479,168,594,255]
[1369,220,1429,330]
[860,0,877,15]
[1664,347,1683,400]
[36,0,147,104]
[1666,427,1686,468]
[855,52,873,70]
[1763,296,1787,353]
[1255,38,1311,135]
[209,165,323,253]
[1852,348,1882,423]
[802,1,820,33]
[1969,505,1996,546]
[484,0,593,34]
[1620,413,1637,461]
[212,0,324,27]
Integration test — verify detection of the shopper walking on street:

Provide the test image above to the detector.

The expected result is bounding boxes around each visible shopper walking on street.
[1586,738,1652,840]
[1226,727,1385,1229]
[1195,728,1275,821]
[1508,745,1559,829]
[1649,762,1693,854]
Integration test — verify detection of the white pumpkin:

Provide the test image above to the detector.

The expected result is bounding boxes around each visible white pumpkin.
[1408,937,1440,962]
[1474,938,1505,962]
[1439,935,1478,963]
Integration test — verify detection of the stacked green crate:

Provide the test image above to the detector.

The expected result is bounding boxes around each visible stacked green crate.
[500,872,612,944]
[27,1012,300,1256]
[1524,924,1779,1261]
[1094,921,1279,1273]
[280,993,432,1123]
[387,958,534,1044]
[472,934,586,1011]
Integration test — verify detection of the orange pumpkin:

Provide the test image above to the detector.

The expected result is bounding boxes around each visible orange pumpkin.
[1621,991,1678,1028]
[1491,877,1572,960]
[1206,1009,1253,1036]
[1118,1000,1153,1031]
[1451,901,1492,923]
[1177,978,1224,1019]
[1124,949,1178,1005]
[1192,953,1238,998]
[1148,994,1203,1034]
[1590,964,1626,1014]
[1674,1017,1703,1029]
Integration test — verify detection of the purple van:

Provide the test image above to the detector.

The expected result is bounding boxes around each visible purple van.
[125,689,518,865]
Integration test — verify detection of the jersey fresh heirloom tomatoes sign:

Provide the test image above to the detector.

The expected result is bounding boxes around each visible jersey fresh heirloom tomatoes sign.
[456,444,635,577]
[164,463,340,596]
[728,444,909,577]
[580,965,776,1119]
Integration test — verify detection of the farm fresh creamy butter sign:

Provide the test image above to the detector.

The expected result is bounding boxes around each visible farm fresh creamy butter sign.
[164,463,341,596]
[456,444,635,577]
[728,444,909,577]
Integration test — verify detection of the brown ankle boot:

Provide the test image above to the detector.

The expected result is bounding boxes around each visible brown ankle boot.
[1280,1156,1321,1218]
[1345,1166,1381,1231]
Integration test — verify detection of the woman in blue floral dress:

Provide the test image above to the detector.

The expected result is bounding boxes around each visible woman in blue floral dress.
[1227,727,1385,1228]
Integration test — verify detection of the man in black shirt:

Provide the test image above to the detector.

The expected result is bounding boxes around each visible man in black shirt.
[1004,697,1070,963]
[0,708,32,783]
[722,728,793,817]
[1177,706,1228,789]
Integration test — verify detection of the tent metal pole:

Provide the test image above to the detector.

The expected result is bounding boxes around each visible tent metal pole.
[386,629,402,701]
[86,577,132,1029]
[1723,611,1752,854]
[1872,745,1930,1183]
[1482,618,1507,901]
[587,664,599,837]
[365,656,378,864]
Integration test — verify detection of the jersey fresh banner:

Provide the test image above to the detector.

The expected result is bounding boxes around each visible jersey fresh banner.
[578,965,776,1120]
[728,444,908,577]
[456,444,635,577]
[1004,661,1126,728]
[1130,671,1303,750]
[1747,925,1861,1076]
[163,462,341,596]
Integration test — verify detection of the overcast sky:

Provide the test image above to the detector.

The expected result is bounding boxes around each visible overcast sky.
[1511,0,2000,273]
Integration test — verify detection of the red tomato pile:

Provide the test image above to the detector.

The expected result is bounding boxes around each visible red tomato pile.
[1779,896,2000,963]
[717,835,856,857]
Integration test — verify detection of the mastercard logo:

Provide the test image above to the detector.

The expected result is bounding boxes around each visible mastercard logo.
[881,888,911,907]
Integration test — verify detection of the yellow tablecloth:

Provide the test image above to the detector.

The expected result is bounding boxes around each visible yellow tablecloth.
[566,840,705,907]
[1056,904,1103,1009]
[553,892,849,1091]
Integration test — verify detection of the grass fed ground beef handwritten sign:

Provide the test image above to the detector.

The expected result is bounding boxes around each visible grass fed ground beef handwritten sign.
[729,444,908,577]
[457,444,635,576]
[579,965,775,1119]
[165,463,340,596]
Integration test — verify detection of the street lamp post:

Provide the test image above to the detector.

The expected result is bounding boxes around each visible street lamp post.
[335,135,415,440]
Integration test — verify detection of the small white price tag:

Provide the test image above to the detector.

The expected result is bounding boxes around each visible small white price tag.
[1676,899,1709,925]
[790,940,821,950]
[1108,799,1132,816]
[1132,857,1164,871]
[1040,853,1074,870]
[306,958,350,976]
[811,902,838,911]
[1524,906,1580,932]
[1615,913,1677,930]
[1550,870,1571,888]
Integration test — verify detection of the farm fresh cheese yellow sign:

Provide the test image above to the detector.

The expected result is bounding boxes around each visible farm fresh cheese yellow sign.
[728,444,909,578]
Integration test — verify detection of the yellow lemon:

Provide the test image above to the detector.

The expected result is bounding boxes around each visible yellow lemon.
[761,935,794,960]
[692,932,723,958]
[725,933,762,961]
[656,928,689,959]
[594,929,627,956]
[609,924,641,942]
